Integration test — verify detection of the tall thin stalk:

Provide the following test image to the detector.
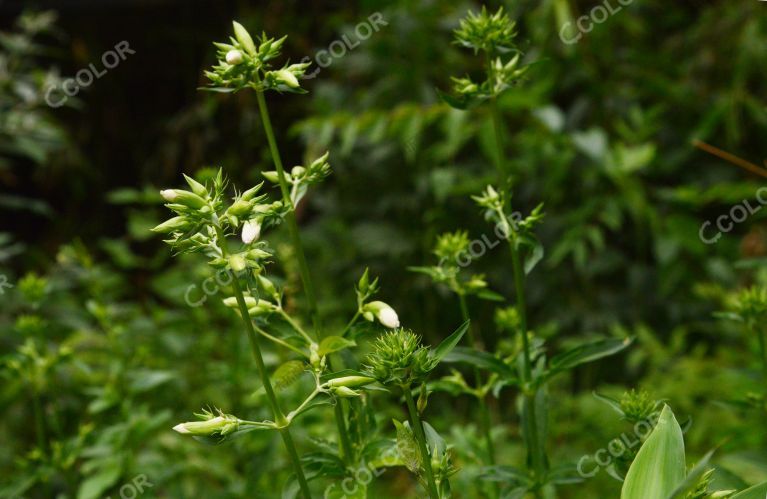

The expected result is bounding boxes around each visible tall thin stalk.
[457,294,496,465]
[489,84,546,496]
[251,73,354,463]
[252,73,320,336]
[404,388,440,499]
[215,224,312,498]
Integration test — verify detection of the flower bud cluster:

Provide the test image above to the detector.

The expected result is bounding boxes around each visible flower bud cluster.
[204,21,311,94]
[443,7,530,109]
[364,329,435,387]
[262,151,332,207]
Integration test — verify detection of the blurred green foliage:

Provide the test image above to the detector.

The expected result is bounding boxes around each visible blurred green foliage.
[2,1,767,497]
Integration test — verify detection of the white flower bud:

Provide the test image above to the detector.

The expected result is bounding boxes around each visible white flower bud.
[378,306,400,328]
[160,189,178,202]
[363,301,400,328]
[241,219,261,244]
[226,49,244,65]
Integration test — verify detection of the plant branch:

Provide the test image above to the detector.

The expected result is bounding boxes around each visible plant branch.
[253,72,321,338]
[404,387,440,499]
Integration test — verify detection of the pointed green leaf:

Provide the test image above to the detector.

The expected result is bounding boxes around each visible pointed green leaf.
[731,481,767,499]
[430,320,469,366]
[548,337,632,378]
[621,405,686,499]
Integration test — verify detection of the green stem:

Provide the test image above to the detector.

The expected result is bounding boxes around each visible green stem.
[756,325,767,388]
[216,222,311,498]
[230,272,312,498]
[404,388,440,499]
[457,294,496,466]
[32,389,47,453]
[334,401,354,463]
[340,310,361,338]
[508,242,532,382]
[253,74,321,338]
[254,324,309,359]
[277,308,314,345]
[486,55,546,488]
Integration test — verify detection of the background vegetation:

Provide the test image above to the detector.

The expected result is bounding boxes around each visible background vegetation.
[1,0,766,497]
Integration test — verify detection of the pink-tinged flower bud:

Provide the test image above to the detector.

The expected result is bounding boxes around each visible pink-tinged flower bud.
[241,220,261,244]
[226,49,244,65]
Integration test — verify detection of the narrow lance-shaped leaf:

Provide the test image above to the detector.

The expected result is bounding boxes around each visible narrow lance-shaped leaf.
[429,320,470,367]
[730,481,767,499]
[621,405,686,499]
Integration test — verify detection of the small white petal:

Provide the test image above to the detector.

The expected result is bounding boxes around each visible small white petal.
[377,307,400,328]
[226,50,243,65]
[172,423,190,434]
[241,220,261,244]
[160,189,177,202]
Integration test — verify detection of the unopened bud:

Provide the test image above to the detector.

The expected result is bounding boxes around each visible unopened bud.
[332,386,361,398]
[241,219,261,244]
[228,254,247,273]
[276,69,299,88]
[151,216,190,233]
[160,189,206,209]
[226,49,244,65]
[327,376,376,388]
[363,301,400,328]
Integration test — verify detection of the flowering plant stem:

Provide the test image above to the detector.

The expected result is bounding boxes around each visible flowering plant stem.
[488,89,545,497]
[252,73,354,463]
[229,270,312,498]
[213,220,311,497]
[403,387,440,499]
[457,294,496,466]
[253,72,320,336]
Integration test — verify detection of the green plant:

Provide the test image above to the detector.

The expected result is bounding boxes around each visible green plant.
[621,405,766,499]
[363,324,468,498]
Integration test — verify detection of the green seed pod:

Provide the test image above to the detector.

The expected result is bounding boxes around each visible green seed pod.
[327,376,376,388]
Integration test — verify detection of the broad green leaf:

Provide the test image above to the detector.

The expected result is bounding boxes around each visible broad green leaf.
[77,460,122,499]
[731,481,767,499]
[430,320,469,366]
[621,405,686,499]
[548,337,633,377]
[318,336,356,356]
